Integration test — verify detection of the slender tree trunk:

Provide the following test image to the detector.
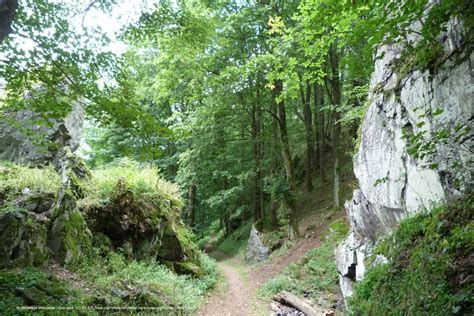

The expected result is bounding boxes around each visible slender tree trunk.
[329,44,342,207]
[251,96,263,223]
[301,81,313,192]
[314,82,325,182]
[187,184,196,227]
[225,206,232,237]
[257,93,264,220]
[270,105,280,229]
[274,80,299,239]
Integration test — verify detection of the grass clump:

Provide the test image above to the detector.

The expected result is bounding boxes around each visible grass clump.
[349,192,474,315]
[79,159,182,208]
[0,162,61,195]
[259,218,349,309]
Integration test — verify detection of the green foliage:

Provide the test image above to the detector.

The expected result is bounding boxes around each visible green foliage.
[0,0,118,131]
[78,251,219,312]
[217,223,252,257]
[0,162,61,196]
[349,193,474,315]
[78,158,182,209]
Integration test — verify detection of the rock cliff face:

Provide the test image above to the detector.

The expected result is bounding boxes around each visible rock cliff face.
[0,102,84,164]
[336,18,473,300]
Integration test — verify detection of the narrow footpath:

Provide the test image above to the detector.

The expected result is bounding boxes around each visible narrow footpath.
[198,231,325,314]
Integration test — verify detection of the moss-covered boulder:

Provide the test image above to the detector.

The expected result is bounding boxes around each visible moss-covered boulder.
[174,261,204,277]
[83,184,167,257]
[0,162,92,268]
[82,185,202,275]
[0,211,24,267]
[15,286,50,305]
[48,193,92,266]
[79,161,203,276]
[0,211,50,268]
[18,192,55,214]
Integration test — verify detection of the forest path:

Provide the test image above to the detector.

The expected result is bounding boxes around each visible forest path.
[197,251,268,316]
[198,208,344,315]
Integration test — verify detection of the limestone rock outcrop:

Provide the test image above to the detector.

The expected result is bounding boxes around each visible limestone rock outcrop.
[0,160,92,269]
[0,102,84,164]
[335,17,473,300]
[246,226,270,263]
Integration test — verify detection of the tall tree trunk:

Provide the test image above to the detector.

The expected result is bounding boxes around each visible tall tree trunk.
[329,44,342,207]
[314,82,325,182]
[225,206,232,237]
[270,104,280,229]
[274,80,299,239]
[301,81,313,192]
[187,184,197,227]
[251,95,263,223]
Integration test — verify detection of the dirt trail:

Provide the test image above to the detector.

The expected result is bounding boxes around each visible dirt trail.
[199,209,345,316]
[198,252,267,316]
[198,232,324,315]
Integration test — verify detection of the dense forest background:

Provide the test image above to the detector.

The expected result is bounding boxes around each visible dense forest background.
[1,0,470,237]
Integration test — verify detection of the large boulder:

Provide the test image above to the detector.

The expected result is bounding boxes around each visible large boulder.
[335,17,473,300]
[81,179,203,276]
[47,193,92,266]
[0,160,92,268]
[0,211,50,268]
[245,226,270,263]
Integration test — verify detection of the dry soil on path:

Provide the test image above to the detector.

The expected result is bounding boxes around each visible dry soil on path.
[198,209,345,316]
[197,252,267,316]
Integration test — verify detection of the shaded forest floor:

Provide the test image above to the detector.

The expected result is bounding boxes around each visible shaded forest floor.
[199,205,346,315]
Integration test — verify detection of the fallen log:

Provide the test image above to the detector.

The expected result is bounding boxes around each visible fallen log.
[273,291,333,316]
[270,302,283,313]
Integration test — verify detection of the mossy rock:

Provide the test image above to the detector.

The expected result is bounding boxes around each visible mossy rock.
[158,223,186,262]
[16,215,50,267]
[82,188,167,254]
[0,268,79,313]
[68,156,92,199]
[174,261,204,278]
[0,211,50,268]
[48,193,92,266]
[0,211,24,267]
[15,286,50,305]
[35,278,69,298]
[157,223,203,277]
[18,192,55,214]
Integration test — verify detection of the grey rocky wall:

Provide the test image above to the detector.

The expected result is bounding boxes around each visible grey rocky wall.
[335,17,473,300]
[0,102,84,164]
